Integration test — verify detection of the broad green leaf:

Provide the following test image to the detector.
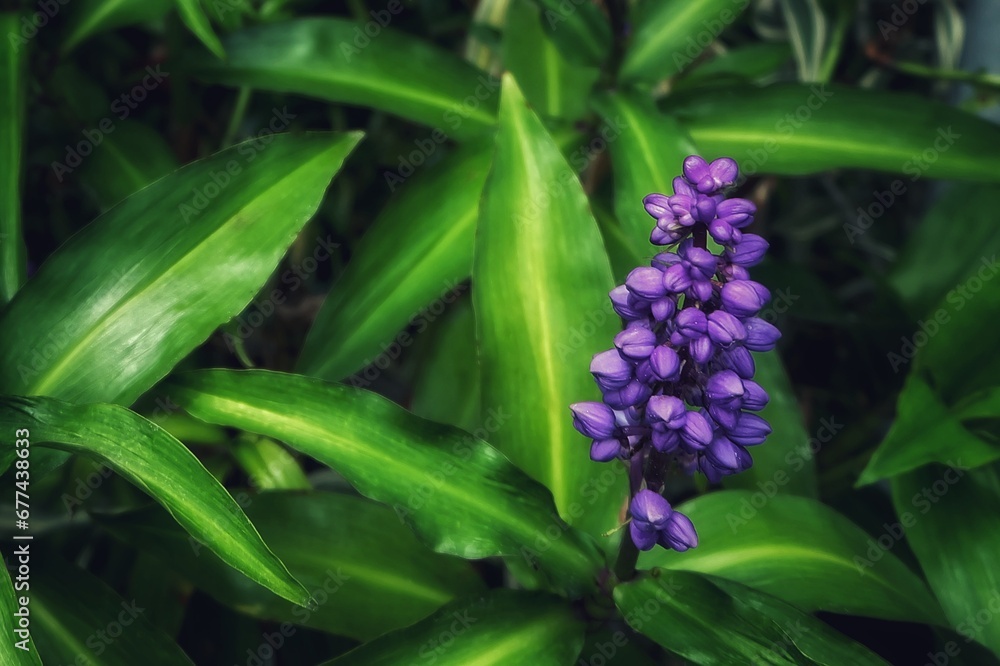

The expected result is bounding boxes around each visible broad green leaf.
[474,74,627,541]
[231,435,311,490]
[165,369,605,595]
[321,590,584,665]
[197,18,498,138]
[175,0,225,59]
[667,84,1000,180]
[893,464,1000,656]
[298,142,490,382]
[530,0,611,66]
[0,563,42,665]
[79,122,178,210]
[31,558,192,666]
[411,298,482,432]
[724,352,818,497]
[638,490,943,625]
[620,0,750,82]
[890,184,1000,316]
[0,12,27,306]
[504,0,600,121]
[0,395,310,607]
[858,374,999,485]
[674,43,792,90]
[591,91,697,256]
[62,0,173,53]
[0,132,361,407]
[615,570,889,665]
[779,0,826,82]
[96,492,485,641]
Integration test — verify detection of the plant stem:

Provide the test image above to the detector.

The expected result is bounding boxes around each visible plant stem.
[613,527,640,582]
[222,86,252,148]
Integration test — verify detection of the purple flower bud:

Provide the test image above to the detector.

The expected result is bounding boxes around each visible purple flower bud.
[590,349,633,390]
[648,395,687,430]
[741,380,769,411]
[609,285,646,320]
[590,438,623,462]
[719,346,756,379]
[706,433,744,471]
[615,326,657,360]
[651,297,676,322]
[671,176,694,198]
[728,412,771,446]
[725,234,769,267]
[650,345,681,381]
[692,195,718,223]
[707,310,747,348]
[707,218,736,245]
[743,317,781,352]
[643,193,670,218]
[689,335,714,364]
[683,156,737,194]
[721,280,770,317]
[652,429,681,453]
[680,410,713,451]
[704,369,744,405]
[626,266,667,300]
[604,380,652,410]
[678,240,717,278]
[688,278,715,302]
[630,489,672,528]
[708,402,740,430]
[662,263,692,293]
[660,511,698,551]
[651,223,687,245]
[720,264,750,282]
[674,308,708,338]
[630,521,658,551]
[716,198,756,229]
[570,402,617,439]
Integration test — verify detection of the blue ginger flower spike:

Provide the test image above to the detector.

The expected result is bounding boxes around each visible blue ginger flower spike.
[571,156,780,554]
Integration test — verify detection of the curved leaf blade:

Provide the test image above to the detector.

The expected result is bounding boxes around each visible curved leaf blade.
[298,142,491,382]
[0,395,311,607]
[474,74,627,541]
[621,0,750,83]
[62,0,173,54]
[530,0,611,66]
[615,570,889,666]
[175,0,225,59]
[667,84,1000,180]
[0,12,27,305]
[321,590,584,666]
[638,490,943,625]
[166,369,605,596]
[96,492,485,641]
[778,0,827,82]
[0,132,362,407]
[197,18,498,138]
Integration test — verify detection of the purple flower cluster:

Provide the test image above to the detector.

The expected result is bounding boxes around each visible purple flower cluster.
[570,156,780,553]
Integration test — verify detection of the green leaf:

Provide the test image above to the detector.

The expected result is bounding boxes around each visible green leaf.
[638,490,943,625]
[890,183,1000,316]
[298,142,490,382]
[321,590,585,665]
[778,0,827,82]
[0,395,311,607]
[530,0,611,67]
[723,353,818,497]
[165,369,605,596]
[0,12,27,306]
[667,84,1000,180]
[175,0,226,59]
[859,373,999,485]
[621,0,751,83]
[504,0,600,121]
[231,435,311,491]
[31,558,192,666]
[96,492,486,641]
[0,132,361,407]
[411,298,482,432]
[474,74,627,541]
[62,0,174,54]
[674,43,792,90]
[0,563,42,665]
[893,464,1000,656]
[197,18,498,138]
[615,570,889,666]
[591,90,697,257]
[79,122,178,210]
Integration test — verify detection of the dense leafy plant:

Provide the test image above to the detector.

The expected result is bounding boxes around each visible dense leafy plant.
[2,0,1000,664]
